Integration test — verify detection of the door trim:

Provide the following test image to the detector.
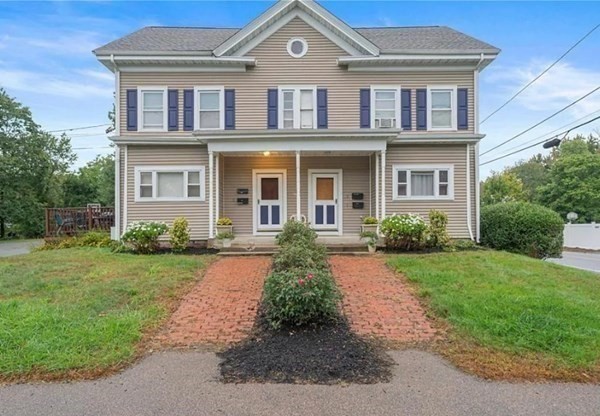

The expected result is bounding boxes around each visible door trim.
[252,169,287,235]
[307,169,343,236]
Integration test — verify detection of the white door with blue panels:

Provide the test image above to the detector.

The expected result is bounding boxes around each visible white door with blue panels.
[256,173,284,231]
[310,172,340,231]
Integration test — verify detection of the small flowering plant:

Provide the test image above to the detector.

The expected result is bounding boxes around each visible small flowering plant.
[380,213,427,251]
[264,269,340,329]
[122,221,168,254]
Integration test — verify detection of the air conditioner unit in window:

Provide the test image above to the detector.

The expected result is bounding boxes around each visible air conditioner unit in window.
[375,118,396,128]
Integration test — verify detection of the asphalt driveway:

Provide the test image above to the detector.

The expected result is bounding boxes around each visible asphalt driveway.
[548,251,600,273]
[1,350,598,416]
[0,239,43,257]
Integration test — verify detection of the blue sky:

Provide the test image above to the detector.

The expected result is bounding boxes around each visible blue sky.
[1,1,599,175]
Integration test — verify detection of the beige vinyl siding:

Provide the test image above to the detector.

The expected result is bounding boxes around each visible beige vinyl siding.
[124,145,210,240]
[386,144,475,239]
[221,155,371,236]
[119,18,474,135]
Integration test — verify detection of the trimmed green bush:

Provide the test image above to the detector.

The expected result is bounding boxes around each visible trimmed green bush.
[122,221,168,254]
[481,202,564,258]
[380,213,427,250]
[273,240,328,272]
[426,209,450,248]
[275,220,318,247]
[169,217,190,253]
[263,269,341,329]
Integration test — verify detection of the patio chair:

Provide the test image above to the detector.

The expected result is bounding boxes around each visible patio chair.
[54,212,74,236]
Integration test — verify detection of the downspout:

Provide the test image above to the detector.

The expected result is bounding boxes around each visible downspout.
[466,144,474,241]
[474,53,484,241]
[111,54,121,239]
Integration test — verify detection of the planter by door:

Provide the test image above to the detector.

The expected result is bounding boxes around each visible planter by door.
[308,169,342,234]
[253,170,287,234]
[361,224,378,234]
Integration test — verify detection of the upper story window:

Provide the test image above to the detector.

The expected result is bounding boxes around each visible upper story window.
[278,86,317,129]
[370,86,401,129]
[287,37,308,58]
[428,86,457,131]
[138,87,168,131]
[393,164,454,200]
[194,87,224,130]
[135,166,206,202]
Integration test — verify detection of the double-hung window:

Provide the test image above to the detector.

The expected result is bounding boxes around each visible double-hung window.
[278,87,316,129]
[138,87,168,131]
[428,86,457,130]
[371,86,401,129]
[135,166,206,202]
[194,87,224,130]
[393,165,453,200]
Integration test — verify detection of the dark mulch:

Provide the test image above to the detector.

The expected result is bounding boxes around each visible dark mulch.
[218,309,395,385]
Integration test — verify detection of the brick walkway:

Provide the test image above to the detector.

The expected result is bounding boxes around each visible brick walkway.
[330,256,437,343]
[157,256,271,347]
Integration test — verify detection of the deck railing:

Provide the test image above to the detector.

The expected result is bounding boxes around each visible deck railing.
[45,207,115,237]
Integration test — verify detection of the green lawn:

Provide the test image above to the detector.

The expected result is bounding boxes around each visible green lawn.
[0,248,210,379]
[388,251,600,370]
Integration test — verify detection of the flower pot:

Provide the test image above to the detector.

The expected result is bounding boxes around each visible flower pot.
[222,238,232,248]
[216,225,233,235]
[367,245,376,254]
[361,224,378,234]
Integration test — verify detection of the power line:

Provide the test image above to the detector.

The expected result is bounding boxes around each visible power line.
[481,23,600,124]
[480,85,600,157]
[480,115,600,166]
[72,146,113,150]
[48,123,111,133]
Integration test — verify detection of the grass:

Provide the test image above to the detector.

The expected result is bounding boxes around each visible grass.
[0,247,211,381]
[388,250,600,380]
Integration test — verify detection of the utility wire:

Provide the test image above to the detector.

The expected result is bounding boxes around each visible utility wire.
[48,123,111,133]
[72,146,113,150]
[480,115,600,166]
[481,23,600,124]
[480,85,600,157]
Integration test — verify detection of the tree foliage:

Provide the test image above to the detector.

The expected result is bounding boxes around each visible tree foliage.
[62,154,115,207]
[0,88,75,237]
[481,170,526,206]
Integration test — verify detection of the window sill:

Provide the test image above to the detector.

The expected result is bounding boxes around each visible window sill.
[135,198,205,203]
[392,197,455,202]
[139,128,168,133]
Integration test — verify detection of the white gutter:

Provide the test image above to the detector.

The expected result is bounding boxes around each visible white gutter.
[114,145,120,240]
[466,144,474,241]
[97,55,256,65]
[338,53,498,64]
[474,53,484,241]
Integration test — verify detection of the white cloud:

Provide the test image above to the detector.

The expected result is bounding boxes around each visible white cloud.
[485,60,600,118]
[76,69,114,83]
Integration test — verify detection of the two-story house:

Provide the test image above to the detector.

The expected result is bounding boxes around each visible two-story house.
[94,0,499,245]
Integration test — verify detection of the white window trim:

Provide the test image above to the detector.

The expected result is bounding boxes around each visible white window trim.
[370,85,401,130]
[194,86,225,131]
[427,85,458,131]
[277,85,317,129]
[392,164,454,201]
[138,86,168,132]
[287,37,308,58]
[134,165,206,202]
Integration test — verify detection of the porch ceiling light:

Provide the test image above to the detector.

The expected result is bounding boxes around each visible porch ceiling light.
[263,151,271,156]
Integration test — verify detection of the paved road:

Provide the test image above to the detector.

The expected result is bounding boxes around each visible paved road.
[548,251,600,273]
[0,239,43,257]
[1,350,598,416]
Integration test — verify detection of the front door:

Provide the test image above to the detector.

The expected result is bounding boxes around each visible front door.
[310,172,340,231]
[255,173,284,232]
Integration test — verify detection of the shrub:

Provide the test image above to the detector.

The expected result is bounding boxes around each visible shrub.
[380,213,427,250]
[443,239,480,252]
[275,220,318,247]
[216,217,233,226]
[121,221,168,254]
[263,269,341,329]
[273,240,328,272]
[169,217,190,253]
[481,202,564,258]
[362,216,378,225]
[426,209,450,248]
[37,231,112,251]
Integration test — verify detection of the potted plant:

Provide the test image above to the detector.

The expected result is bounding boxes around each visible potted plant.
[216,231,235,248]
[361,216,379,234]
[360,231,378,254]
[216,217,233,235]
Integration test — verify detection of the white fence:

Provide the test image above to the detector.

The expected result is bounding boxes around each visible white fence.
[564,223,600,250]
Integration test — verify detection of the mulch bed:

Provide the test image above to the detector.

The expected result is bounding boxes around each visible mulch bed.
[218,308,395,384]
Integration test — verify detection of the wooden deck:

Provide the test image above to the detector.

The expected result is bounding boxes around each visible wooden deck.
[45,207,114,237]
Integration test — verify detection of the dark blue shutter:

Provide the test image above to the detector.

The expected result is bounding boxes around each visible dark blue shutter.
[126,89,137,131]
[401,89,411,130]
[359,88,370,128]
[224,89,235,130]
[267,89,278,129]
[416,89,427,130]
[183,89,194,131]
[457,88,468,130]
[168,89,178,131]
[317,88,328,129]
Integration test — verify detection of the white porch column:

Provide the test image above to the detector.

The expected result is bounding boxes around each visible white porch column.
[375,153,380,220]
[208,150,214,239]
[215,153,220,225]
[381,150,386,219]
[295,151,301,220]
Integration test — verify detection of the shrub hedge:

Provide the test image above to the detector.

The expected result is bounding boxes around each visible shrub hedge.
[481,202,564,258]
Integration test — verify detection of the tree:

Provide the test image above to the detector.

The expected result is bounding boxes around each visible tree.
[62,154,115,207]
[481,170,526,206]
[0,88,76,237]
[507,154,550,203]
